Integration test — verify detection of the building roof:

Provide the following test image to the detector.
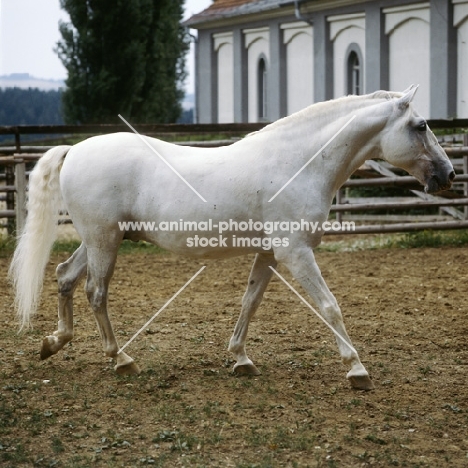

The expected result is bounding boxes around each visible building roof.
[185,1,374,28]
[185,0,283,27]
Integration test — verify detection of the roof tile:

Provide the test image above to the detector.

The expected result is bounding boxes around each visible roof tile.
[185,0,281,27]
[209,0,255,10]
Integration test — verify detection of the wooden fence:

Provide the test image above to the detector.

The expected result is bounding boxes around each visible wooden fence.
[2,122,468,236]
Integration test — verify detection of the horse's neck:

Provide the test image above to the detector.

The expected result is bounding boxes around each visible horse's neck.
[270,96,390,193]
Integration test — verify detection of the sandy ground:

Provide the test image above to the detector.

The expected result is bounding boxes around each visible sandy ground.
[0,244,467,467]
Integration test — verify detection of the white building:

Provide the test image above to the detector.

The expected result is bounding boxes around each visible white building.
[186,0,468,123]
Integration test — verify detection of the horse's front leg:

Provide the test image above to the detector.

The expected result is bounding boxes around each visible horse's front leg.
[228,253,277,375]
[277,246,374,390]
[41,243,87,359]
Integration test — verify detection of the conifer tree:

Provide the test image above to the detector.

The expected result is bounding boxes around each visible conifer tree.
[56,0,188,124]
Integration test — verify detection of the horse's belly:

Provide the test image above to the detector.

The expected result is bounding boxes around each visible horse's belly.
[132,228,265,259]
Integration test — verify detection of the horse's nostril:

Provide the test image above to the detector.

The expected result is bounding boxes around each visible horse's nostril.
[449,171,456,182]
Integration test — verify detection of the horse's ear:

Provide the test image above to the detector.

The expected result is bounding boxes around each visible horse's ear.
[398,85,419,109]
[401,84,417,94]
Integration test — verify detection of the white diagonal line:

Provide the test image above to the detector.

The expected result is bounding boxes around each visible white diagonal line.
[118,114,207,202]
[117,266,206,354]
[269,266,357,354]
[268,115,356,202]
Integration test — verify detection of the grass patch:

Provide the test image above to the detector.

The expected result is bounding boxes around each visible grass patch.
[0,237,166,257]
[51,436,65,454]
[319,229,468,251]
[53,239,165,255]
[384,230,468,249]
[0,236,15,257]
[0,444,29,464]
[117,240,165,255]
[51,239,81,254]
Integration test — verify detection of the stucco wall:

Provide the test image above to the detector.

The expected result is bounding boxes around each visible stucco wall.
[194,1,462,122]
[455,1,468,118]
[244,27,270,123]
[385,4,430,117]
[329,14,366,99]
[214,32,234,123]
[282,22,314,115]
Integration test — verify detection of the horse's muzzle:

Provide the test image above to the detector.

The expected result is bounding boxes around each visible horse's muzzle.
[425,170,455,193]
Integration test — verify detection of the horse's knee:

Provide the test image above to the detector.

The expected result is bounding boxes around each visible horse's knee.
[321,303,343,327]
[57,263,70,291]
[56,261,67,277]
[85,281,107,310]
[87,290,106,310]
[56,261,84,296]
[58,278,75,297]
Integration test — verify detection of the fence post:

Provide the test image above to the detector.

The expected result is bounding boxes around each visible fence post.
[335,188,342,223]
[463,134,468,220]
[14,158,26,235]
[5,164,15,235]
[14,127,21,153]
[463,154,468,220]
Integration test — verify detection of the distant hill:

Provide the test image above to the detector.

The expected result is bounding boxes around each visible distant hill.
[182,93,194,110]
[0,74,194,125]
[0,87,64,126]
[0,73,65,91]
[1,74,194,108]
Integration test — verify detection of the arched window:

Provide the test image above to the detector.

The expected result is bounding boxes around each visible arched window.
[258,57,267,121]
[347,48,362,95]
[347,51,360,95]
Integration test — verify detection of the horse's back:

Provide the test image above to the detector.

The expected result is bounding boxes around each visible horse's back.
[59,133,247,231]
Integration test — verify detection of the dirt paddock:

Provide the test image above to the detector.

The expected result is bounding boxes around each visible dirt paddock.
[0,244,467,467]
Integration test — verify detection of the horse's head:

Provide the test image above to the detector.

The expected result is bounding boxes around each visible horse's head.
[379,86,455,193]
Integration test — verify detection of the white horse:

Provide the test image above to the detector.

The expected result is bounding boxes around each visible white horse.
[9,86,454,390]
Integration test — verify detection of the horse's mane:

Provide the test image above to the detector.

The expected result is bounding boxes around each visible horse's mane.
[245,90,403,138]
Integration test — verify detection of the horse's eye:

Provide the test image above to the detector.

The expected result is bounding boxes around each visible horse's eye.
[416,122,427,132]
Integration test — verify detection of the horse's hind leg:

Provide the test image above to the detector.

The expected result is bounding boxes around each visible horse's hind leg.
[41,242,87,360]
[85,241,140,375]
[228,253,277,375]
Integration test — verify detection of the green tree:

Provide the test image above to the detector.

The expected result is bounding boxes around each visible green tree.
[0,88,63,125]
[56,0,189,124]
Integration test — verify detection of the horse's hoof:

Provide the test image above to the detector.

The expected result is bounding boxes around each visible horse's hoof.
[115,361,141,376]
[233,363,261,376]
[348,374,375,391]
[40,337,56,360]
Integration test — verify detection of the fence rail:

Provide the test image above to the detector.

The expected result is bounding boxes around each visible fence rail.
[2,122,468,236]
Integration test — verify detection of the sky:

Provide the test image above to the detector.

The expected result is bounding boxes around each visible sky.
[0,0,212,93]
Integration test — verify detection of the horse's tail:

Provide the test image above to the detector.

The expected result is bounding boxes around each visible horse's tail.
[8,145,71,331]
